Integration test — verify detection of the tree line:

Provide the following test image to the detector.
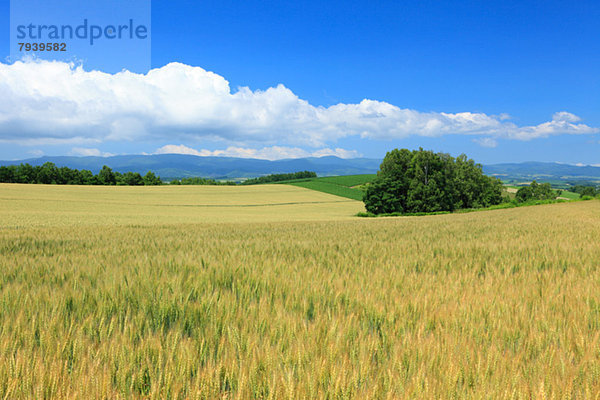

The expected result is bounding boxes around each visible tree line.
[240,171,317,185]
[0,163,162,185]
[0,163,318,187]
[170,177,236,185]
[170,171,317,186]
[568,185,599,198]
[364,148,504,214]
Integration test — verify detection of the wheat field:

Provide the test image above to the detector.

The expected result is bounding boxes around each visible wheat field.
[1,183,600,398]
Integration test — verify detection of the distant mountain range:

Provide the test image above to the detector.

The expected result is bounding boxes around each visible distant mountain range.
[0,154,382,179]
[2,155,600,183]
[482,162,600,184]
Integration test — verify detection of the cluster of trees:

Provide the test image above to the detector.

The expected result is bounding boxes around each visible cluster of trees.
[363,148,503,214]
[169,177,236,185]
[0,163,162,185]
[241,171,317,185]
[568,185,598,197]
[515,181,557,202]
[0,163,319,187]
[169,171,317,185]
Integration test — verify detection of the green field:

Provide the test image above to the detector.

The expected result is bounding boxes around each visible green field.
[287,180,365,201]
[312,174,377,187]
[558,190,581,200]
[284,174,376,200]
[2,183,600,398]
[504,185,581,201]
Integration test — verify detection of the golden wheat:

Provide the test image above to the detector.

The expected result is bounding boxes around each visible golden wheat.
[1,183,600,398]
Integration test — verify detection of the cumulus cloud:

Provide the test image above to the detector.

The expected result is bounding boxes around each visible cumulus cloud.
[0,59,597,147]
[473,137,498,148]
[310,148,361,159]
[154,144,210,157]
[571,162,600,167]
[155,144,360,161]
[70,147,114,157]
[28,149,44,157]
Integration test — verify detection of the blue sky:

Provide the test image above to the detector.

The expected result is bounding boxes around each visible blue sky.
[1,0,599,164]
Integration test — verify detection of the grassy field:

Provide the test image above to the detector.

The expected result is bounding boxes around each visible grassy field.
[313,174,377,187]
[558,191,581,200]
[287,180,365,201]
[284,174,376,200]
[2,184,600,398]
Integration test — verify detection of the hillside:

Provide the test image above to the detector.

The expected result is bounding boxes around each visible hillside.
[283,174,376,201]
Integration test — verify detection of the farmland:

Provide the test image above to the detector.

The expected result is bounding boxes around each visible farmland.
[284,174,376,200]
[1,183,600,398]
[0,183,363,226]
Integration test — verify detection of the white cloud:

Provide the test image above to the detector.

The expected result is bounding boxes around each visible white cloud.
[571,162,600,167]
[473,137,498,148]
[311,148,361,159]
[28,149,44,157]
[552,111,580,123]
[155,144,361,161]
[70,147,114,157]
[0,59,597,147]
[154,144,209,157]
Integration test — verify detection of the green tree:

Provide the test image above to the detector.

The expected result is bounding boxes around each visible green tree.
[143,171,162,185]
[97,165,116,185]
[515,180,556,202]
[363,148,503,215]
[515,186,533,202]
[569,185,598,196]
[363,177,404,214]
[0,166,15,183]
[579,186,596,197]
[535,182,555,200]
[79,170,96,185]
[37,162,59,184]
[119,172,144,186]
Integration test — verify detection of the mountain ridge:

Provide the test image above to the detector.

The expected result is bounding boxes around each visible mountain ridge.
[3,155,600,182]
[0,154,382,179]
